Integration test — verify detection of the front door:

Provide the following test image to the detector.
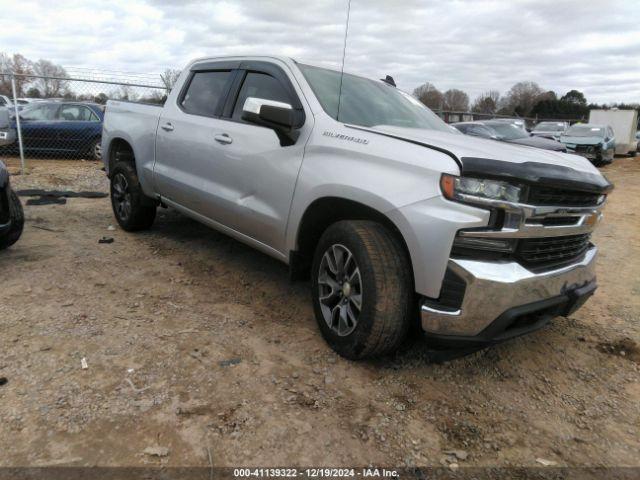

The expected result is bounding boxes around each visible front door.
[18,103,59,151]
[206,69,309,250]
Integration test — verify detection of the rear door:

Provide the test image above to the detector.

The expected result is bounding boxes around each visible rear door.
[153,62,238,218]
[55,104,101,153]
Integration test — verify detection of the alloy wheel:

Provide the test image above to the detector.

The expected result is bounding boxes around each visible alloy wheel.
[317,244,363,336]
[111,173,132,221]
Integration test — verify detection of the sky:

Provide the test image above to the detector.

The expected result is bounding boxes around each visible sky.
[1,0,639,104]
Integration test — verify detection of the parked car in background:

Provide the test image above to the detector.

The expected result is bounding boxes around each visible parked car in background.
[0,160,24,250]
[531,121,569,140]
[1,101,104,159]
[559,124,615,166]
[589,109,638,156]
[636,130,640,153]
[0,107,17,147]
[452,120,567,151]
[0,95,11,108]
[0,95,28,111]
[488,117,528,131]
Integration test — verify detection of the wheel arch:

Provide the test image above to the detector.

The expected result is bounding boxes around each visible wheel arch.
[106,137,136,178]
[290,196,415,288]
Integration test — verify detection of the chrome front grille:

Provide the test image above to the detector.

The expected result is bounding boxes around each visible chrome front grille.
[517,233,592,269]
[527,186,602,207]
[455,185,604,270]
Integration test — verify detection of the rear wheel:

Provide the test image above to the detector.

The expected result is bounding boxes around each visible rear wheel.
[311,220,412,359]
[0,189,24,250]
[110,161,156,231]
[88,137,102,160]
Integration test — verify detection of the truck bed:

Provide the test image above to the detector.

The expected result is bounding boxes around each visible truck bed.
[102,100,163,193]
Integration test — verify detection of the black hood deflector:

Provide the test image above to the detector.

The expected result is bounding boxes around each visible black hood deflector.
[347,125,613,194]
[460,157,613,194]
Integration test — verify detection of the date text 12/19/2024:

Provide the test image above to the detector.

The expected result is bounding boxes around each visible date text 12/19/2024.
[234,468,399,478]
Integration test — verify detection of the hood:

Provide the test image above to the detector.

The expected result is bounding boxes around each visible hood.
[560,136,604,145]
[507,135,565,150]
[370,125,598,174]
[356,125,612,193]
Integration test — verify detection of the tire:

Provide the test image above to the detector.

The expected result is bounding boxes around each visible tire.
[311,220,412,359]
[0,189,24,250]
[110,161,156,231]
[88,137,102,160]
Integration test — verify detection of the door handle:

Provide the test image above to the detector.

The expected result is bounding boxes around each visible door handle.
[160,122,174,132]
[214,133,233,145]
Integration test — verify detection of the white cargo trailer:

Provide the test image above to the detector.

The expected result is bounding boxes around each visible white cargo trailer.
[589,109,638,156]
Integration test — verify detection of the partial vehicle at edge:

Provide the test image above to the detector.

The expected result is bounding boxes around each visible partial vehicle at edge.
[0,160,24,250]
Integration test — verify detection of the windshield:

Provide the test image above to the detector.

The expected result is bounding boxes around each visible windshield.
[298,63,451,132]
[564,125,605,137]
[485,123,529,140]
[534,122,564,132]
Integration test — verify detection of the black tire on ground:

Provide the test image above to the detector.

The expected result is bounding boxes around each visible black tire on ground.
[311,220,413,359]
[0,189,24,250]
[110,161,156,231]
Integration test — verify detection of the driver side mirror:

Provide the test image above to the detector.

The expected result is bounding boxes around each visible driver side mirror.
[241,97,302,146]
[241,97,302,141]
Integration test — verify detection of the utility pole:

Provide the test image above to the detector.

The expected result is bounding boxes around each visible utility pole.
[10,75,26,174]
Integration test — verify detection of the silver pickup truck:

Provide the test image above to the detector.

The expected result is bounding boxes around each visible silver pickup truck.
[102,56,612,359]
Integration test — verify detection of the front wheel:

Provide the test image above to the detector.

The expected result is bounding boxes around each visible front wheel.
[0,189,24,250]
[311,220,413,359]
[110,161,156,231]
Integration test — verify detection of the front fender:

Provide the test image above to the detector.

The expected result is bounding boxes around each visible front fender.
[388,197,489,298]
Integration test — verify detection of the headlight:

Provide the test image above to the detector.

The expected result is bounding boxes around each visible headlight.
[440,174,522,204]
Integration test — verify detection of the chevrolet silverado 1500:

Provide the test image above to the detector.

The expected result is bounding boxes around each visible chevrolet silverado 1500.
[102,56,612,359]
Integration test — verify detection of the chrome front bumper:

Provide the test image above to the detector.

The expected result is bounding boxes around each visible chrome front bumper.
[421,247,598,337]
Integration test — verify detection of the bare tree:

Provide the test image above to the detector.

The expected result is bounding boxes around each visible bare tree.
[502,81,544,116]
[0,53,34,96]
[32,59,69,97]
[160,68,181,91]
[113,84,137,101]
[472,90,500,114]
[443,89,470,111]
[413,82,444,110]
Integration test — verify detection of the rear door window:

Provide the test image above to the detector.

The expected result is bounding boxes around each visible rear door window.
[58,105,95,121]
[180,71,232,117]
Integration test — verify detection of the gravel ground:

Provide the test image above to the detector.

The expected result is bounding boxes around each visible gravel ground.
[0,156,638,470]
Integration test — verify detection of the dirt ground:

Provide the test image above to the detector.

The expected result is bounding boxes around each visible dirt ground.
[0,156,638,470]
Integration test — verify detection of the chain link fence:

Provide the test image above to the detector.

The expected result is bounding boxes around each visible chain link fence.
[0,72,168,173]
